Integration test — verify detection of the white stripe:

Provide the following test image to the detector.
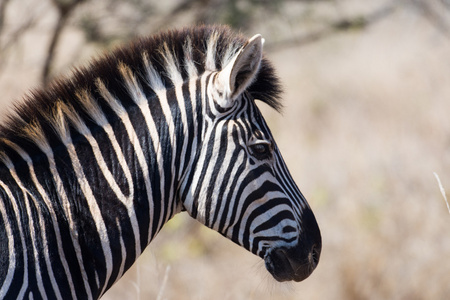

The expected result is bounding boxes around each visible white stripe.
[47,106,113,296]
[182,74,210,214]
[250,202,298,254]
[210,141,244,231]
[207,73,224,116]
[162,41,191,186]
[64,138,113,297]
[223,160,251,238]
[25,127,92,299]
[76,92,135,202]
[61,104,141,260]
[184,41,199,175]
[178,78,200,203]
[3,141,64,300]
[230,176,284,246]
[121,62,175,235]
[205,31,219,71]
[76,91,138,261]
[201,73,214,139]
[3,164,46,298]
[115,218,127,282]
[138,60,174,229]
[161,42,183,85]
[188,77,199,156]
[0,181,17,297]
[44,152,92,299]
[183,37,198,79]
[96,79,157,243]
[173,82,189,177]
[197,120,227,221]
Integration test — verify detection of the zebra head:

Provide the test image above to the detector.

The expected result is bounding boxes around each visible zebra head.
[181,33,321,282]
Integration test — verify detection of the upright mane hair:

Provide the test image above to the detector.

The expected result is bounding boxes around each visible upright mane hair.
[0,25,282,151]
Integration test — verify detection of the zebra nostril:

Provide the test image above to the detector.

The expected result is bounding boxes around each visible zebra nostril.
[310,244,320,267]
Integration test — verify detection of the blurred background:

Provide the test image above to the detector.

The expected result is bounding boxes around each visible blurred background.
[1,0,449,299]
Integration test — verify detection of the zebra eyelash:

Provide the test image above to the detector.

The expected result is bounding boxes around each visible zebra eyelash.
[248,140,274,161]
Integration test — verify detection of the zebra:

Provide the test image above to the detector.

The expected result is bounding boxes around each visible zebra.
[0,25,321,299]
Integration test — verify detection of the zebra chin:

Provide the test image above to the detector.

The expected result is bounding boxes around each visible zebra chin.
[264,209,322,282]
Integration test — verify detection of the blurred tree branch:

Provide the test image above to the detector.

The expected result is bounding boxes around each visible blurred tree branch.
[42,0,87,86]
[0,0,11,40]
[154,0,211,30]
[265,2,399,52]
[0,0,37,74]
[410,0,450,37]
[1,0,450,86]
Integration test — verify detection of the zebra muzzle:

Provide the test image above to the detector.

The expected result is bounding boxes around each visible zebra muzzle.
[264,208,322,282]
[265,242,321,282]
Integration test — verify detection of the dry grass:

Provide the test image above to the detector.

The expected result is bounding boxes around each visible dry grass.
[1,1,449,299]
[434,173,450,214]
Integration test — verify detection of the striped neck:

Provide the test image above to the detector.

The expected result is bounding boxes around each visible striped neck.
[0,25,284,299]
[0,73,203,298]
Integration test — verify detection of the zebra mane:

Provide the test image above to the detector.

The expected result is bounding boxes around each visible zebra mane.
[0,25,282,150]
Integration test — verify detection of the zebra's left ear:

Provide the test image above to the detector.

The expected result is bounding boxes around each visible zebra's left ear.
[216,34,263,108]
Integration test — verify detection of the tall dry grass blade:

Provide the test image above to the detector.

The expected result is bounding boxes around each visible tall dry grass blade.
[433,172,450,214]
[156,265,171,300]
[129,264,140,299]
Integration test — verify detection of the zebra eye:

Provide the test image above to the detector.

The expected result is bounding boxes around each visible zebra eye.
[249,142,272,160]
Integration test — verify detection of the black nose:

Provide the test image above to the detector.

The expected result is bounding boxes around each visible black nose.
[266,241,321,282]
[265,208,322,282]
[310,243,321,267]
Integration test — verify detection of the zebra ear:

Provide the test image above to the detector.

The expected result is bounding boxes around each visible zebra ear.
[216,34,263,107]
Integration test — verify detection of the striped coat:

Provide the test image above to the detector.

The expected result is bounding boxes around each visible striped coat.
[0,26,321,299]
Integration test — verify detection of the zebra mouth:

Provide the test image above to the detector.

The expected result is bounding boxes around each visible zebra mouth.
[263,207,322,282]
[264,244,320,282]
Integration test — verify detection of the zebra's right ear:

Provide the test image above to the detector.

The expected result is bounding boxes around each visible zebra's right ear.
[215,34,263,108]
